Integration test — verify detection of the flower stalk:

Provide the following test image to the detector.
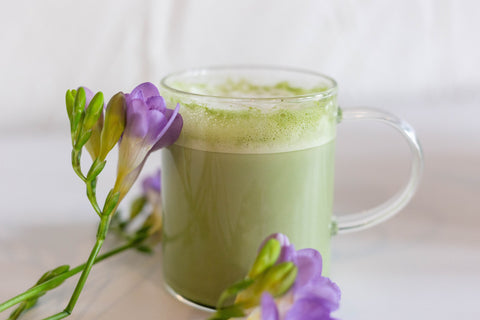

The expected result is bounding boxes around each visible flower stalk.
[0,235,148,318]
[0,82,183,320]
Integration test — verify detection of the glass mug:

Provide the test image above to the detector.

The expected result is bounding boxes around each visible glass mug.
[159,66,423,308]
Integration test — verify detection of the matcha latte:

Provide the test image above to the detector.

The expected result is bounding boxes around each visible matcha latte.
[160,68,339,307]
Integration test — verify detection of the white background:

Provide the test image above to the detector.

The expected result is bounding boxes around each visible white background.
[0,1,479,320]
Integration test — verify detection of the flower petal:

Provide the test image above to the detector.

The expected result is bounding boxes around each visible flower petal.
[146,96,167,112]
[293,249,322,289]
[142,170,161,194]
[115,157,148,201]
[285,296,332,320]
[125,99,149,139]
[130,82,160,101]
[151,103,183,151]
[82,86,94,109]
[294,276,341,312]
[144,108,167,144]
[126,98,147,118]
[261,293,279,320]
[279,244,296,264]
[117,135,151,178]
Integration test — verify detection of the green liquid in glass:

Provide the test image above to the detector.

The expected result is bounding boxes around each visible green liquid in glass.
[161,141,335,307]
[160,80,338,307]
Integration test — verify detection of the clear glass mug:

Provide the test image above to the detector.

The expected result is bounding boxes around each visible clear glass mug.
[159,66,423,308]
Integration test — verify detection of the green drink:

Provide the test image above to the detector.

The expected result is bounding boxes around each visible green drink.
[159,66,424,309]
[161,142,335,307]
[160,67,338,307]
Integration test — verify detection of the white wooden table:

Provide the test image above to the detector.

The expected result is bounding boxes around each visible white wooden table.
[1,104,479,320]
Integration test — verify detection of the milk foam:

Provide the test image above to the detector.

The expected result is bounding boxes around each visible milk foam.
[161,81,338,154]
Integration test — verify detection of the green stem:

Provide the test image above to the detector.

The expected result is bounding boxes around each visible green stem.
[50,216,110,320]
[0,240,135,313]
[71,149,86,182]
[86,179,101,217]
[42,311,70,320]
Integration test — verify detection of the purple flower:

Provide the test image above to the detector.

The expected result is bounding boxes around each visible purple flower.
[253,234,341,320]
[259,234,325,289]
[284,294,338,320]
[113,82,182,200]
[141,169,163,236]
[293,249,323,289]
[142,169,161,194]
[261,293,280,320]
[293,276,341,313]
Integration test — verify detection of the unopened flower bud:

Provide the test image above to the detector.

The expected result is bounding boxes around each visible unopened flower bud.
[259,262,297,297]
[103,189,120,217]
[79,87,105,159]
[37,265,70,291]
[84,117,103,159]
[65,90,75,124]
[236,262,297,309]
[74,130,92,150]
[86,159,106,181]
[72,87,86,137]
[99,92,126,161]
[129,195,147,220]
[83,92,104,132]
[248,238,281,279]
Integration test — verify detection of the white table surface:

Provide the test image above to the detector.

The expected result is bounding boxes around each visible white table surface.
[1,105,479,320]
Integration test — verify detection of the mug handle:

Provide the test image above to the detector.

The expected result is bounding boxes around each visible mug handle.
[333,107,424,234]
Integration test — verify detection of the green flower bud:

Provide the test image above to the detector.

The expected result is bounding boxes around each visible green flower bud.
[259,262,297,297]
[37,265,70,290]
[216,278,255,309]
[65,90,75,123]
[130,195,147,220]
[86,158,107,181]
[99,92,126,161]
[236,262,297,309]
[208,306,246,320]
[136,245,154,254]
[84,113,103,159]
[72,87,86,136]
[248,238,281,279]
[74,129,92,150]
[38,265,70,283]
[83,92,104,131]
[103,189,120,217]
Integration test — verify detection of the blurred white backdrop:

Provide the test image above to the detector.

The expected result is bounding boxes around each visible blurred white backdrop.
[0,0,479,133]
[1,1,479,320]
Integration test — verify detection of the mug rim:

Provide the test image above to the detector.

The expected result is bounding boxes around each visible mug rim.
[160,65,338,103]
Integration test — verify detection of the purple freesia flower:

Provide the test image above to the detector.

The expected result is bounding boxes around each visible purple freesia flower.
[140,169,163,236]
[293,249,323,289]
[261,293,280,320]
[259,233,325,290]
[255,234,341,320]
[114,82,182,200]
[142,169,161,194]
[293,276,341,313]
